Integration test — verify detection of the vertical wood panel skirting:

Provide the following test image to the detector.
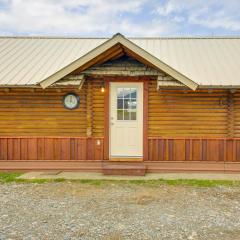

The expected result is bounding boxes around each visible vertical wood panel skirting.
[3,137,237,162]
[0,137,104,161]
[148,138,240,162]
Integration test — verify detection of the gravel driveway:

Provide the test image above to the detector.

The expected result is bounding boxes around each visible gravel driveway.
[1,182,240,240]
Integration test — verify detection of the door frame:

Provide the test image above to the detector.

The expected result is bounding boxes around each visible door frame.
[104,76,148,161]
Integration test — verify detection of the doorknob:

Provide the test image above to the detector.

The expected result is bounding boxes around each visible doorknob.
[111,122,114,125]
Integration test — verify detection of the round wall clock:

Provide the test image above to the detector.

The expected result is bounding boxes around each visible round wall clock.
[63,93,80,110]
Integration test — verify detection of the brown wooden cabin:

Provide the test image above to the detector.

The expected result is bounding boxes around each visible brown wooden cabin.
[1,33,240,174]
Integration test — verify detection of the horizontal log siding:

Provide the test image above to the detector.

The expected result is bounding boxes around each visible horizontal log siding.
[148,79,229,137]
[0,87,87,136]
[91,78,105,137]
[0,79,104,137]
[233,91,240,137]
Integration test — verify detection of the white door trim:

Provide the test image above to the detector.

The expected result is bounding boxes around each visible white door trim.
[109,82,143,158]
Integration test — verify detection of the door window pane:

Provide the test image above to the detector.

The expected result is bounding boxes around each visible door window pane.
[124,110,130,120]
[116,87,137,120]
[117,88,124,98]
[130,111,137,120]
[117,99,123,109]
[130,89,137,98]
[123,88,131,98]
[117,109,124,120]
[124,99,130,109]
[129,99,137,109]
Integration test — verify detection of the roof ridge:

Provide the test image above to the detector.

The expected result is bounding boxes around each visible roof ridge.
[130,36,240,39]
[0,36,109,39]
[0,35,240,40]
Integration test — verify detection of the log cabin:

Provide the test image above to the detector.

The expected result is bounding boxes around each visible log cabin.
[1,33,240,175]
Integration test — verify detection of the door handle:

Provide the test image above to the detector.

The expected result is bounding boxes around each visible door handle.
[111,122,114,126]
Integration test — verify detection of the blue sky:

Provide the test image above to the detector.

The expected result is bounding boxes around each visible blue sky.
[0,0,239,37]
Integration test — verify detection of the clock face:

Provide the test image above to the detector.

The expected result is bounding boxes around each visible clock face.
[63,93,80,110]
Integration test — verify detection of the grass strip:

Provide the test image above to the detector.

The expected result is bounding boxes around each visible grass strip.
[1,172,240,187]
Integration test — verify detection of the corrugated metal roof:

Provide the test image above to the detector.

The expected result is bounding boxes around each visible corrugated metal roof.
[134,38,240,87]
[0,38,105,85]
[0,36,240,87]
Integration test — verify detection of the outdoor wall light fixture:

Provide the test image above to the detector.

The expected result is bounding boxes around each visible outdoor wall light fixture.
[100,81,105,93]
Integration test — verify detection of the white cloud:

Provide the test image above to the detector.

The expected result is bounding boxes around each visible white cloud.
[0,0,239,36]
[155,0,240,33]
[0,0,150,36]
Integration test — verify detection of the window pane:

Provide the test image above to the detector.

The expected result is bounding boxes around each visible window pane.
[123,88,131,98]
[130,88,137,98]
[129,99,137,109]
[130,111,137,120]
[124,110,130,120]
[117,99,123,109]
[116,87,138,121]
[124,99,130,109]
[117,88,124,98]
[117,110,123,120]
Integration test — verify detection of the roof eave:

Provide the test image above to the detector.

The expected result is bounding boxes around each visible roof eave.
[39,33,199,90]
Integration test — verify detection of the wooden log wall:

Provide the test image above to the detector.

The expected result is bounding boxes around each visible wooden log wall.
[233,91,240,137]
[0,87,86,136]
[1,77,240,165]
[0,77,239,139]
[0,78,105,137]
[148,79,229,137]
[91,77,105,137]
[86,80,93,137]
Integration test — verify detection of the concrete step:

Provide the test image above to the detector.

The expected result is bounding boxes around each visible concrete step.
[102,162,146,176]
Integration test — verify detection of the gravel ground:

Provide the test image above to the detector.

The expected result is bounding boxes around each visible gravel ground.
[1,182,240,240]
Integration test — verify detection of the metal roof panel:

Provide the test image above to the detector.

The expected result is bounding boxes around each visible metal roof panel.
[0,36,239,87]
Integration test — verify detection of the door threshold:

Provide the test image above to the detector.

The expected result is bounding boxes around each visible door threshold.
[109,157,143,162]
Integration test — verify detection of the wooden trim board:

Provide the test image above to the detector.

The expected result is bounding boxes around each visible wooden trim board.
[2,160,240,173]
[109,158,143,162]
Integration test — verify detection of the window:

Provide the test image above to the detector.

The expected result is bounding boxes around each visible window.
[117,88,137,120]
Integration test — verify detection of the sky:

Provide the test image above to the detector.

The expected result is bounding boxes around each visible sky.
[0,0,239,37]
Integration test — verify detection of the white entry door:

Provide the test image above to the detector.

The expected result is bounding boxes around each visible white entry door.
[110,82,143,158]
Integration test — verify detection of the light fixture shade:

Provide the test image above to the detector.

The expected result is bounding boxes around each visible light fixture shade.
[100,81,105,93]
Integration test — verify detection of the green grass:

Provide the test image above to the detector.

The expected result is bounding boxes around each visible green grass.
[129,178,240,187]
[0,173,62,184]
[1,172,240,187]
[0,172,22,183]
